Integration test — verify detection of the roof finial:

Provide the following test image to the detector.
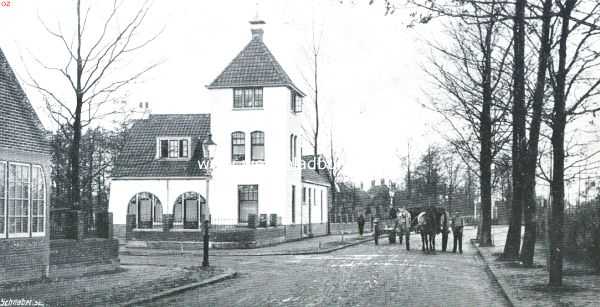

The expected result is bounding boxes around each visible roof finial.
[254,1,260,22]
[249,1,265,41]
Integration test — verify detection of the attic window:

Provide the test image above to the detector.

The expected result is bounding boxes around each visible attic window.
[158,138,189,159]
[233,88,263,109]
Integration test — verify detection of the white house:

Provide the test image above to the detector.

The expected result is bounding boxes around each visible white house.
[109,19,330,243]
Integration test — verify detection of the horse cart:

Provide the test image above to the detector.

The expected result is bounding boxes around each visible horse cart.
[373,214,412,249]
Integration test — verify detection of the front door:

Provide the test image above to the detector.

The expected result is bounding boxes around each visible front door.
[184,199,198,229]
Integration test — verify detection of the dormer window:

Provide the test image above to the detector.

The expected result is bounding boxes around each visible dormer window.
[157,138,190,159]
[291,91,302,113]
[233,88,263,109]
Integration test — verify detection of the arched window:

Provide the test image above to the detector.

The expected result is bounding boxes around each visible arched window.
[251,131,265,161]
[173,192,207,229]
[231,132,245,161]
[127,192,162,229]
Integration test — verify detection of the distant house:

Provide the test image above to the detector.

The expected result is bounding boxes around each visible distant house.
[0,48,52,283]
[109,19,331,245]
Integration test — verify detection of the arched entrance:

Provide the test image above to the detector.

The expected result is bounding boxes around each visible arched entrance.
[173,192,207,229]
[127,192,162,229]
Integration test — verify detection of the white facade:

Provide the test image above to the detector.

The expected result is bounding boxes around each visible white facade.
[299,182,329,226]
[108,22,329,230]
[109,178,209,225]
[208,87,310,225]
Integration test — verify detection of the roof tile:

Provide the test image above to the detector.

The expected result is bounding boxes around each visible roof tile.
[0,48,51,155]
[112,114,211,178]
[207,35,305,96]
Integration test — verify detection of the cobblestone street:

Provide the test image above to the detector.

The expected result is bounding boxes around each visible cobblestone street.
[134,227,509,306]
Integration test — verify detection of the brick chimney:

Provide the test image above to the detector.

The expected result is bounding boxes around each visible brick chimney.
[250,20,265,41]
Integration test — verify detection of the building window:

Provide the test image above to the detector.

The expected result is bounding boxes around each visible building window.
[289,134,293,162]
[173,192,205,229]
[293,136,298,159]
[0,163,46,238]
[0,162,5,235]
[238,185,258,223]
[302,187,306,204]
[291,185,296,224]
[179,140,188,157]
[251,131,265,161]
[321,190,324,223]
[158,138,190,159]
[8,164,29,236]
[31,166,45,234]
[291,91,302,113]
[231,132,246,161]
[127,192,162,229]
[234,88,263,109]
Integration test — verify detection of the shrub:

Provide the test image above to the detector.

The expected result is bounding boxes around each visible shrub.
[563,202,600,271]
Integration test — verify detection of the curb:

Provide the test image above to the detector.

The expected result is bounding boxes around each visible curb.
[120,269,238,306]
[122,237,374,257]
[470,239,516,307]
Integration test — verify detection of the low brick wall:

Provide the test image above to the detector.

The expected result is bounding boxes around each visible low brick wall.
[312,223,327,236]
[125,223,335,249]
[49,238,119,279]
[113,224,126,240]
[284,224,303,241]
[129,229,204,242]
[331,222,371,234]
[0,238,49,284]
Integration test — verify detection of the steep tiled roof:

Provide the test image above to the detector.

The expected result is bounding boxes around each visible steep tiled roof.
[301,155,331,187]
[207,33,305,96]
[0,48,50,155]
[112,114,211,178]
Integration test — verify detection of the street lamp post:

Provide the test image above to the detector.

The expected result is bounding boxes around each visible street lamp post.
[201,134,217,268]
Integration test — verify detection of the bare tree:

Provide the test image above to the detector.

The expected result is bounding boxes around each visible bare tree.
[425,0,512,246]
[324,131,345,233]
[546,0,600,286]
[28,0,160,211]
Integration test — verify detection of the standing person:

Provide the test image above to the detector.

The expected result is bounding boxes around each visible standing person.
[451,214,464,253]
[397,207,411,250]
[374,218,381,245]
[388,205,398,244]
[388,205,397,220]
[357,213,366,238]
[440,210,450,252]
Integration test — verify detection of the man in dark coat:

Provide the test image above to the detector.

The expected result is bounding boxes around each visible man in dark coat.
[440,210,450,252]
[357,213,366,237]
[451,214,464,253]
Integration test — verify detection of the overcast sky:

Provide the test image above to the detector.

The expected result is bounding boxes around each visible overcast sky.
[0,0,450,185]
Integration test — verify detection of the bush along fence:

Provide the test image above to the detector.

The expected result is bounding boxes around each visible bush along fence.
[50,208,113,240]
[122,212,373,249]
[537,200,600,272]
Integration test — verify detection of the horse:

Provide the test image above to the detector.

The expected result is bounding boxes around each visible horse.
[396,208,412,250]
[417,210,436,253]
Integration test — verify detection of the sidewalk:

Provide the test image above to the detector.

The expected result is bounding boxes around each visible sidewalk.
[473,225,600,307]
[122,233,373,257]
[0,264,233,307]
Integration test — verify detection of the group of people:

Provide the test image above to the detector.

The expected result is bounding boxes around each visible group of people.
[356,205,465,253]
[438,208,464,253]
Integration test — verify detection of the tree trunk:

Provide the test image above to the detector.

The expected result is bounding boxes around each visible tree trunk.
[520,0,553,267]
[71,0,83,211]
[548,1,573,286]
[504,0,527,260]
[479,19,494,247]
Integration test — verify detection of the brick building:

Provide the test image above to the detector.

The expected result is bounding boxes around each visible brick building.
[0,48,52,283]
